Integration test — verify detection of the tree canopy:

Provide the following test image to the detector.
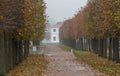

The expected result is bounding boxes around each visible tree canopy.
[17,0,46,40]
[60,0,120,40]
[0,0,46,41]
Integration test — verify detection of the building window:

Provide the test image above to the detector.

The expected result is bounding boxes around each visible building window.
[53,37,56,41]
[53,29,56,32]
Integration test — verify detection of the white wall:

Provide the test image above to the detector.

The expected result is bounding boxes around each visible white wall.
[50,28,60,43]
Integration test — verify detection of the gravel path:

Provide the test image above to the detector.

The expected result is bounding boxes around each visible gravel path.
[44,44,105,76]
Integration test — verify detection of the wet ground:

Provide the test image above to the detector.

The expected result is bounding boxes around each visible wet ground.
[44,44,105,76]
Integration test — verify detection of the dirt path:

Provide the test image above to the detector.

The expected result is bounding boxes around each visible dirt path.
[44,44,105,76]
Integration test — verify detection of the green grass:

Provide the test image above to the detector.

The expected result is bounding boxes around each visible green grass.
[59,44,120,76]
[59,44,72,52]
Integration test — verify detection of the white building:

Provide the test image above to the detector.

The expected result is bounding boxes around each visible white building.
[50,22,63,43]
[42,22,63,43]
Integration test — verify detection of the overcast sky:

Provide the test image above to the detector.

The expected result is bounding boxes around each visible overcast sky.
[44,0,88,23]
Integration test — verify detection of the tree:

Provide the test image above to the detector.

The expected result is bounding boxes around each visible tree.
[60,0,120,62]
[17,0,46,41]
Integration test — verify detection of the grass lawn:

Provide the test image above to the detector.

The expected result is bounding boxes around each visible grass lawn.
[59,44,120,76]
[6,54,48,76]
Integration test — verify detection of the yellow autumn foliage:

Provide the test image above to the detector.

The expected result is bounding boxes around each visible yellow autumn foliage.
[17,0,46,41]
[0,16,3,20]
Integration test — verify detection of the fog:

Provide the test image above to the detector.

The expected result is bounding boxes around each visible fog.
[44,0,88,23]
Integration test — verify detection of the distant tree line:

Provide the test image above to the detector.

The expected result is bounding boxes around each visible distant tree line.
[0,0,46,75]
[60,0,120,63]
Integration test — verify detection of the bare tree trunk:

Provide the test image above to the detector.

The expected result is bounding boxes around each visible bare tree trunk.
[109,38,113,60]
[113,38,119,62]
[103,39,107,58]
[0,32,6,76]
[9,33,13,69]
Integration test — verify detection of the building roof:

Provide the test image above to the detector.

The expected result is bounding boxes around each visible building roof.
[51,22,63,28]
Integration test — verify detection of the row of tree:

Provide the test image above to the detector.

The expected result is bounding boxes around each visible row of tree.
[0,0,46,75]
[60,0,120,62]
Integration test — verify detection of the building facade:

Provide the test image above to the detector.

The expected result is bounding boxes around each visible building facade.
[50,22,63,43]
[50,27,59,43]
[42,22,63,43]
